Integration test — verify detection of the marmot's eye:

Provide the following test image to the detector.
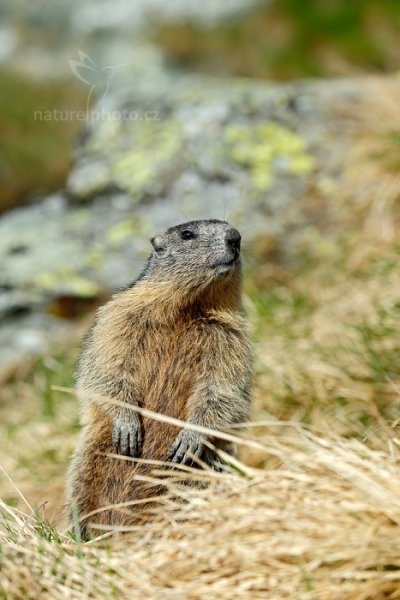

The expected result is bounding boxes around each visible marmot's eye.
[181,230,195,240]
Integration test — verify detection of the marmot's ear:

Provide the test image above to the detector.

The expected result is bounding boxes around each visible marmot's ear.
[151,235,165,253]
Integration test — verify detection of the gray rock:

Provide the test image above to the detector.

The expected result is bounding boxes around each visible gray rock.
[0,313,70,369]
[0,76,360,368]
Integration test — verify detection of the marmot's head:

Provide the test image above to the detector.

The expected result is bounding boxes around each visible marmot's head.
[148,219,241,289]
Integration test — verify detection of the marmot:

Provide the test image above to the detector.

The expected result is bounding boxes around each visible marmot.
[66,219,252,539]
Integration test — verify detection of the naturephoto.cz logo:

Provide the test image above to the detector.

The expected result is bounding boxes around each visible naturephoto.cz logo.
[33,50,160,123]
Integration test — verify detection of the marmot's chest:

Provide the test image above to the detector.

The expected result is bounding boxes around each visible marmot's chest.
[133,324,206,412]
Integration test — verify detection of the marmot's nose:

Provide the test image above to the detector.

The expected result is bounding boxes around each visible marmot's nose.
[225,228,241,258]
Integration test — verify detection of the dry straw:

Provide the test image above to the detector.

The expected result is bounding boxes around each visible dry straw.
[2,423,400,599]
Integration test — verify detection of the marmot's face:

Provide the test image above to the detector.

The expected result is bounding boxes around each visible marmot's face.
[151,219,241,282]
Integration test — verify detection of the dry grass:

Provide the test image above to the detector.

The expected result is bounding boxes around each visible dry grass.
[1,76,400,599]
[250,77,400,436]
[2,427,400,599]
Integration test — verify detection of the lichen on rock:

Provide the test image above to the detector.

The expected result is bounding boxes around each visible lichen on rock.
[111,120,182,198]
[225,121,315,191]
[0,76,359,367]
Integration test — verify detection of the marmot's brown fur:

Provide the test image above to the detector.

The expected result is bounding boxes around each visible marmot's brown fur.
[66,219,252,539]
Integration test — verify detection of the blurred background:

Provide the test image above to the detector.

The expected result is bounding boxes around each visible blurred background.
[1,0,400,523]
[1,0,400,213]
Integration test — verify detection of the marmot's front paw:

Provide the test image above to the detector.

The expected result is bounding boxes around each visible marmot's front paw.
[112,411,142,457]
[167,429,206,465]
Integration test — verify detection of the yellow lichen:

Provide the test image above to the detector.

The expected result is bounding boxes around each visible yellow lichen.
[111,120,181,197]
[34,268,99,297]
[225,122,315,190]
[107,219,146,247]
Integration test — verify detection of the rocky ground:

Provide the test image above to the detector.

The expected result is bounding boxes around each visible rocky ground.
[0,0,265,369]
[0,74,360,370]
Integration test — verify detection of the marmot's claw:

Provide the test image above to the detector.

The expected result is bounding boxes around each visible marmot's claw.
[167,430,205,465]
[112,427,120,453]
[112,414,142,457]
